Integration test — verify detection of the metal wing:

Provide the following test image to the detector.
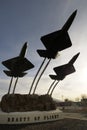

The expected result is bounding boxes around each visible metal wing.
[49,75,58,80]
[19,58,34,71]
[2,57,20,70]
[2,57,34,72]
[41,30,72,52]
[54,64,75,80]
[37,49,58,59]
[49,64,75,80]
[3,70,27,77]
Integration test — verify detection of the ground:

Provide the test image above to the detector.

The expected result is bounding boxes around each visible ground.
[0,118,87,130]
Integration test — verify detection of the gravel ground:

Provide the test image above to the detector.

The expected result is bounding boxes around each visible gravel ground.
[0,118,87,130]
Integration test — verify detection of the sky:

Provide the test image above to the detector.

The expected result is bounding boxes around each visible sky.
[0,0,87,101]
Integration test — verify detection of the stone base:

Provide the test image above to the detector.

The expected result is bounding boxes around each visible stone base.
[0,94,56,112]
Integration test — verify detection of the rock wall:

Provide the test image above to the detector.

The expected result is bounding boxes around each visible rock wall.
[0,94,56,112]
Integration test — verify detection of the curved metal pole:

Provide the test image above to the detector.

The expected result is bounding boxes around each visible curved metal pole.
[29,58,46,94]
[8,77,13,94]
[47,80,56,94]
[13,77,19,94]
[33,59,51,94]
[50,80,60,96]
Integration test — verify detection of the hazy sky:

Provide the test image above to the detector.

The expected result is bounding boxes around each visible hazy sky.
[0,0,87,100]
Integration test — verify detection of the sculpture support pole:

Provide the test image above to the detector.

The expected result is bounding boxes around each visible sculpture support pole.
[33,59,51,94]
[50,80,60,96]
[29,58,46,94]
[8,77,13,94]
[13,77,19,94]
[47,80,56,94]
